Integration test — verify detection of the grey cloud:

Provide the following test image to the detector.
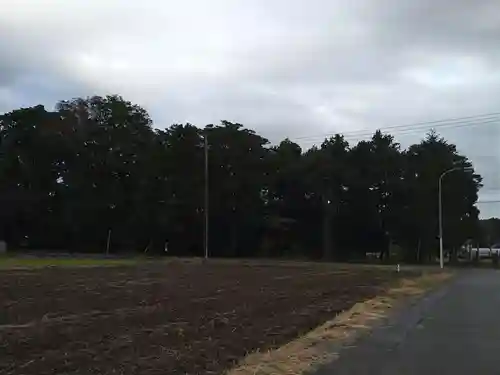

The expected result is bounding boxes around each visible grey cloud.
[366,0,500,51]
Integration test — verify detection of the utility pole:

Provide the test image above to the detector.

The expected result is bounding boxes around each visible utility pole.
[204,132,209,259]
[438,174,444,269]
[106,229,111,256]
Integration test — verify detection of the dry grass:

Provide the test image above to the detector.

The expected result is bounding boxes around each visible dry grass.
[226,271,453,375]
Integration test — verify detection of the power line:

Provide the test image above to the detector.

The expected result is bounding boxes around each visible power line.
[297,117,500,143]
[294,112,500,140]
[352,118,497,141]
[476,200,500,204]
[291,119,500,147]
[297,118,500,145]
[291,112,500,142]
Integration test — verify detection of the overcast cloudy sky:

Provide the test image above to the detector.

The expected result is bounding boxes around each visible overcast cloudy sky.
[1,0,499,217]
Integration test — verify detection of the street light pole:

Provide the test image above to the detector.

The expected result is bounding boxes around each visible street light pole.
[438,172,447,269]
[438,166,473,269]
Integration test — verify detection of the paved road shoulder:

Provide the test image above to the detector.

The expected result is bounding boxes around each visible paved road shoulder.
[313,269,500,375]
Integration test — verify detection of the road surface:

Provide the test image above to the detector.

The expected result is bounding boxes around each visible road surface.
[314,269,500,375]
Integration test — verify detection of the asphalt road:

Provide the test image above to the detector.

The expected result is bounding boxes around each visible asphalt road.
[314,269,500,375]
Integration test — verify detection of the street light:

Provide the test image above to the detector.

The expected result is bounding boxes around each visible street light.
[438,165,473,268]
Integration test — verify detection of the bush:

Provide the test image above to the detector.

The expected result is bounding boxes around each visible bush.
[492,252,499,268]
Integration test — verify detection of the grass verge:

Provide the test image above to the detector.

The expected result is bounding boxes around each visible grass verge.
[225,270,453,375]
[0,256,142,269]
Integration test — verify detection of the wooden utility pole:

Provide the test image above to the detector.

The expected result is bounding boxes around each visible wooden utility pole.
[204,133,209,259]
[106,229,111,256]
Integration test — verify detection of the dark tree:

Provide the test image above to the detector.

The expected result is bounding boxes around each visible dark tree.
[0,96,483,262]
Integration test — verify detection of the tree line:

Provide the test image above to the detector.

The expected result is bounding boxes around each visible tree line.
[479,218,500,248]
[0,95,484,262]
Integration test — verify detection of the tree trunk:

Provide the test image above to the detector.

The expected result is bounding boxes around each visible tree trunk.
[230,215,238,257]
[322,194,333,260]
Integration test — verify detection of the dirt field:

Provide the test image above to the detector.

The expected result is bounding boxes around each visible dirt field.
[0,260,417,375]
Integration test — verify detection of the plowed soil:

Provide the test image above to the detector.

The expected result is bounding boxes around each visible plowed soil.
[0,260,414,374]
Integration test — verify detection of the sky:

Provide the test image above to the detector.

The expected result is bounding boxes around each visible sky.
[1,0,499,217]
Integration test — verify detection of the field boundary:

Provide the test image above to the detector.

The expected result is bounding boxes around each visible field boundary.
[225,271,453,375]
